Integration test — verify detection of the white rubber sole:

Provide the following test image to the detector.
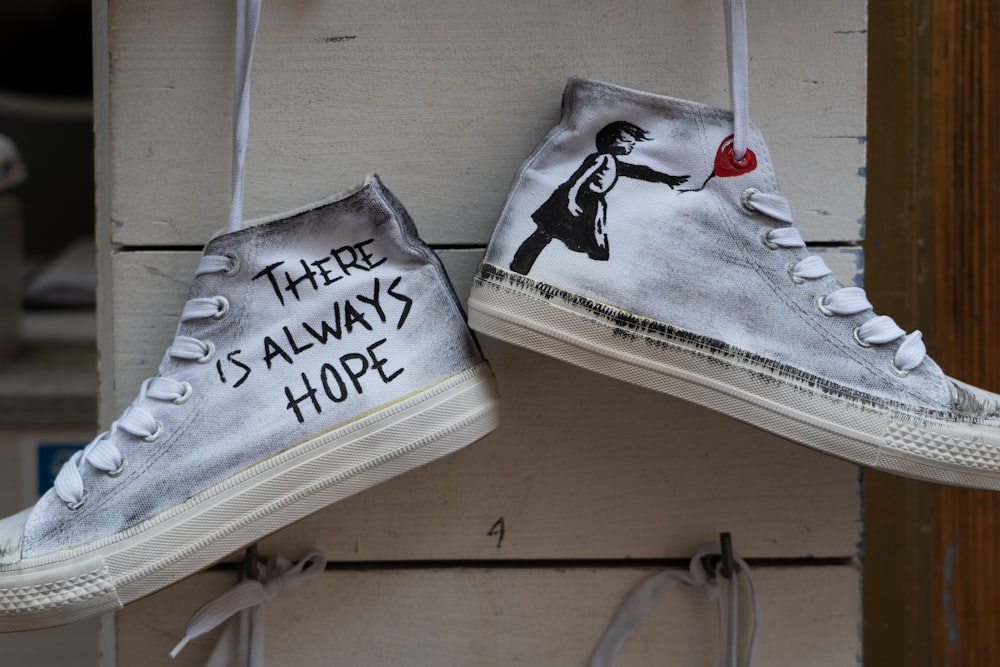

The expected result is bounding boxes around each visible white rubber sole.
[469,264,1000,490]
[0,362,499,632]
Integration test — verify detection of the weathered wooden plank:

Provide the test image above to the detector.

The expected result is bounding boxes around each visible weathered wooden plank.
[928,0,1000,663]
[106,248,862,559]
[0,616,100,667]
[117,564,860,667]
[106,0,866,246]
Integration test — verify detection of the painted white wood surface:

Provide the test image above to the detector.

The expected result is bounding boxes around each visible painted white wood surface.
[106,0,865,247]
[117,564,860,667]
[108,247,863,415]
[100,2,866,663]
[0,617,100,667]
[106,249,862,560]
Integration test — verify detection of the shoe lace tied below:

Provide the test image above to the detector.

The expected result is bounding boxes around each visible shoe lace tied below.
[588,545,760,667]
[726,0,925,374]
[52,254,236,508]
[169,551,327,667]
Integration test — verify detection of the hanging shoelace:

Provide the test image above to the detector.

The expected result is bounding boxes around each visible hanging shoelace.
[227,0,261,236]
[724,0,926,375]
[48,0,317,662]
[53,0,261,509]
[162,1,328,663]
[169,551,327,667]
[588,543,759,667]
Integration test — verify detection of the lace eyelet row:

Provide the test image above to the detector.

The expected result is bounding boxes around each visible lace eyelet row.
[760,225,914,378]
[62,253,241,510]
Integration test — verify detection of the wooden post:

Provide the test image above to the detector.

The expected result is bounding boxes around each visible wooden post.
[929,0,1000,664]
[863,0,933,663]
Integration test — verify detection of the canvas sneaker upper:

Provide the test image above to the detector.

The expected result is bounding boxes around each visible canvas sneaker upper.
[0,175,499,630]
[482,77,971,416]
[468,13,1000,488]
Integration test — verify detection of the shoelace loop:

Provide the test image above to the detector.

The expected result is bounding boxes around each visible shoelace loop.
[52,253,237,509]
[169,551,327,667]
[726,0,923,376]
[588,543,759,667]
[750,190,926,374]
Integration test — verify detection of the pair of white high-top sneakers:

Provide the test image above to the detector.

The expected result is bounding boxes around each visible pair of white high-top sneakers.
[3,0,1000,635]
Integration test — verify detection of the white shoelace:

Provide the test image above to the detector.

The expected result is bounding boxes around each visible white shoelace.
[588,544,759,667]
[54,0,261,509]
[161,3,322,665]
[169,551,327,667]
[53,253,236,508]
[726,0,926,374]
[227,0,261,235]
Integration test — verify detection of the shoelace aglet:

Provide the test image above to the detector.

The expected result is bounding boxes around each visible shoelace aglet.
[168,636,191,659]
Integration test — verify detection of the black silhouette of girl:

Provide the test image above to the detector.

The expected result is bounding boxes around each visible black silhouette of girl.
[510,121,690,275]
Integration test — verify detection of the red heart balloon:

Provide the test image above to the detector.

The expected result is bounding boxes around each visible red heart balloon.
[714,135,757,177]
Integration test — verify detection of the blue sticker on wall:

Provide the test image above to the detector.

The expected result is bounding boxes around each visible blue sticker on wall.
[37,443,86,498]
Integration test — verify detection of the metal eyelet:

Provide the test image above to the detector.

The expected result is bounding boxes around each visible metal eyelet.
[223,253,241,277]
[787,263,806,284]
[197,341,216,364]
[173,382,193,404]
[108,457,128,478]
[815,295,835,317]
[741,187,760,213]
[759,227,780,250]
[213,296,230,319]
[143,421,164,442]
[66,491,89,511]
[888,358,911,378]
[852,326,872,348]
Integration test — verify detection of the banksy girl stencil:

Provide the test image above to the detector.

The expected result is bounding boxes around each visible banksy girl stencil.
[510,121,690,275]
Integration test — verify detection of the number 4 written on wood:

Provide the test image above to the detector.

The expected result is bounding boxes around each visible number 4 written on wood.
[487,517,505,548]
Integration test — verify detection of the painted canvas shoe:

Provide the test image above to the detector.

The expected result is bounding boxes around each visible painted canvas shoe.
[469,4,1000,490]
[0,175,499,631]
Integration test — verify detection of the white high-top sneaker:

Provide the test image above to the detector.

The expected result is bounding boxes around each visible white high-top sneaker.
[0,176,500,631]
[469,2,1000,490]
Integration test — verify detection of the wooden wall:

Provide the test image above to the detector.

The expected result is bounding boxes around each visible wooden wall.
[94,1,866,664]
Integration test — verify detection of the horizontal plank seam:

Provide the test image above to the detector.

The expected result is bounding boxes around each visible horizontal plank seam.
[109,242,860,253]
[208,556,858,572]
